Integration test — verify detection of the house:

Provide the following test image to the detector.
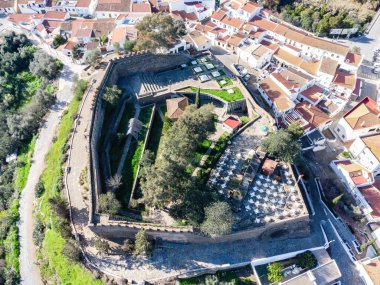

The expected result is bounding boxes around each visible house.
[317,57,339,88]
[340,52,363,72]
[334,97,380,142]
[17,0,51,14]
[358,255,380,285]
[52,0,97,17]
[223,115,241,133]
[349,134,380,177]
[95,0,132,19]
[357,182,380,221]
[237,43,273,69]
[169,1,213,22]
[0,0,16,14]
[184,30,212,51]
[331,69,357,100]
[330,160,374,191]
[166,97,188,121]
[7,13,44,31]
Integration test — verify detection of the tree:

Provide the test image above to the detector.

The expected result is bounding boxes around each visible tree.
[332,193,344,207]
[106,174,122,192]
[85,49,101,67]
[52,35,66,47]
[124,40,135,52]
[102,85,122,106]
[32,217,45,247]
[113,42,121,53]
[296,251,317,269]
[287,122,304,139]
[29,50,62,79]
[98,192,121,215]
[72,44,82,59]
[94,236,110,255]
[135,13,186,52]
[359,239,377,252]
[134,229,152,256]
[201,202,233,237]
[351,46,361,55]
[259,0,280,10]
[100,35,108,44]
[262,130,301,163]
[267,262,284,283]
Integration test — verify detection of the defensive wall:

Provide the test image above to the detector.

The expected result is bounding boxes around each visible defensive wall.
[88,52,311,241]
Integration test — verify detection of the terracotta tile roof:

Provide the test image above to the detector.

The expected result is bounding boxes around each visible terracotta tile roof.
[172,10,197,21]
[224,115,241,129]
[42,19,63,33]
[300,59,321,76]
[221,16,244,29]
[208,27,227,35]
[295,101,331,130]
[274,48,303,67]
[186,30,210,47]
[261,9,272,17]
[166,97,188,120]
[259,76,294,112]
[345,52,362,67]
[358,182,380,219]
[96,0,131,12]
[249,28,265,38]
[131,3,151,12]
[111,26,127,44]
[284,29,306,42]
[226,33,246,47]
[332,70,357,91]
[76,0,91,8]
[211,8,227,21]
[261,39,279,52]
[300,85,325,103]
[0,0,15,9]
[8,13,43,24]
[43,11,67,20]
[279,67,312,88]
[361,134,380,161]
[301,36,349,56]
[242,2,260,13]
[251,44,271,59]
[273,24,289,36]
[35,24,45,32]
[63,40,76,51]
[250,16,277,31]
[320,57,339,76]
[362,257,380,285]
[343,97,380,130]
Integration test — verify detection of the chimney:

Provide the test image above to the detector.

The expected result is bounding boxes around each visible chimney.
[361,121,365,127]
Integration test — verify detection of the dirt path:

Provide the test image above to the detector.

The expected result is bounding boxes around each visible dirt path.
[19,65,80,285]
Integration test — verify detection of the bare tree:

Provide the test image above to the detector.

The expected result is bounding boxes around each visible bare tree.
[106,174,122,192]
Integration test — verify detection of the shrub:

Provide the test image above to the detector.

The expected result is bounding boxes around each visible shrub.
[32,217,45,247]
[296,251,317,269]
[133,229,152,256]
[98,192,121,215]
[332,193,344,208]
[35,179,45,198]
[267,262,284,283]
[94,236,110,255]
[62,240,81,262]
[122,239,135,254]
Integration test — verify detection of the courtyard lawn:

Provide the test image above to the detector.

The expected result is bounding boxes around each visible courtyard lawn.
[191,87,244,102]
[146,111,164,157]
[110,101,136,173]
[217,77,233,88]
[118,105,153,208]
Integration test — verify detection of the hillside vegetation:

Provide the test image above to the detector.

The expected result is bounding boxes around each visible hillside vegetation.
[278,0,378,35]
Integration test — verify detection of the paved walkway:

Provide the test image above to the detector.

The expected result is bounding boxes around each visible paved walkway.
[19,65,80,285]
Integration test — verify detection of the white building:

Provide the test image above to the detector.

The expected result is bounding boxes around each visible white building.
[52,0,97,17]
[237,42,273,69]
[349,134,380,177]
[18,0,51,14]
[184,30,212,51]
[334,96,380,142]
[0,0,16,14]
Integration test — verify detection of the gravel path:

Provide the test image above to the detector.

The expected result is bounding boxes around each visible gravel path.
[19,65,80,285]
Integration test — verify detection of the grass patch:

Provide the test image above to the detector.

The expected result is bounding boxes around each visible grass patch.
[217,77,233,88]
[14,135,37,190]
[191,87,244,102]
[203,132,231,170]
[118,106,153,208]
[36,80,102,284]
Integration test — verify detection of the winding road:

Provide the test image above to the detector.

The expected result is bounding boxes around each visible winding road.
[18,64,81,285]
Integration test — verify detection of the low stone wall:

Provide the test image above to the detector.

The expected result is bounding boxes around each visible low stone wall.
[90,213,310,244]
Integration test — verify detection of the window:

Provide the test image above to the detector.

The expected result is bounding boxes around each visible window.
[369,128,376,132]
[342,135,345,139]
[336,127,340,132]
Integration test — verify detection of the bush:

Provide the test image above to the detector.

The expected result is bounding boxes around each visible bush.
[32,217,45,247]
[62,240,81,262]
[35,179,45,198]
[133,229,152,256]
[267,262,284,283]
[94,236,110,255]
[296,251,317,269]
[122,239,135,254]
[98,192,121,215]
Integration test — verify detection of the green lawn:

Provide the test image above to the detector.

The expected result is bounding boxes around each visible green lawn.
[36,80,103,284]
[118,106,153,208]
[217,77,233,88]
[191,87,244,102]
[110,102,135,173]
[14,135,37,190]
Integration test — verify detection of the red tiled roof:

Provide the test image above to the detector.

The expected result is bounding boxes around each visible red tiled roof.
[43,11,67,20]
[224,116,241,129]
[358,181,380,219]
[211,8,227,21]
[345,52,362,67]
[300,85,324,103]
[343,97,380,130]
[332,70,357,91]
[221,16,244,29]
[294,101,331,131]
[242,2,260,13]
[335,160,372,185]
[250,16,277,31]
